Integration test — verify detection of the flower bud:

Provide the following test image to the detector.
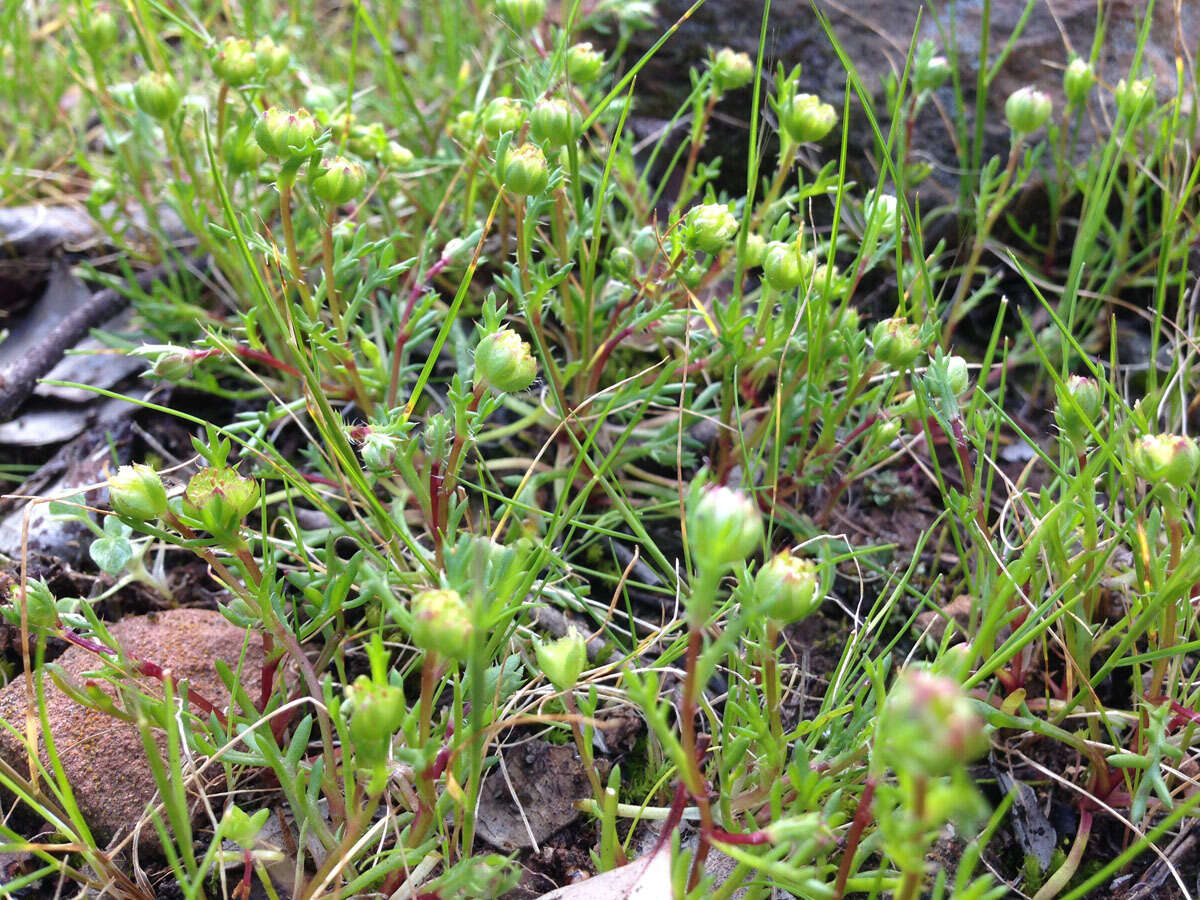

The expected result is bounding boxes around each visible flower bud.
[534,628,587,693]
[1130,433,1200,490]
[687,484,763,572]
[779,93,837,144]
[221,127,265,175]
[476,327,537,392]
[133,71,181,120]
[4,580,61,630]
[183,467,259,535]
[1004,86,1052,135]
[755,550,820,623]
[254,36,290,77]
[865,189,899,235]
[221,805,270,851]
[501,142,549,196]
[566,42,605,84]
[495,0,546,32]
[875,667,988,778]
[762,241,810,291]
[361,431,400,473]
[76,5,119,54]
[913,42,951,93]
[1063,57,1093,107]
[944,355,969,396]
[631,226,659,263]
[684,203,739,255]
[529,98,580,149]
[108,463,169,521]
[1115,77,1153,121]
[147,345,198,380]
[872,317,922,368]
[481,96,526,139]
[212,37,257,87]
[310,155,367,205]
[346,675,407,767]
[384,141,415,167]
[610,246,638,280]
[740,232,767,268]
[1054,375,1104,449]
[711,48,753,93]
[410,588,473,660]
[254,106,320,158]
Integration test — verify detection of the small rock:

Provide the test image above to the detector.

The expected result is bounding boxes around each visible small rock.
[0,608,263,849]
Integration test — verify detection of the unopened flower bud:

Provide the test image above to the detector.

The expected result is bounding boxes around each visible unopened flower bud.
[476,327,537,392]
[482,96,526,139]
[384,141,414,167]
[631,226,659,263]
[566,42,605,84]
[1115,77,1153,121]
[184,467,259,535]
[410,588,473,660]
[755,551,820,623]
[255,106,319,158]
[872,317,922,368]
[865,190,899,235]
[133,71,181,120]
[529,98,580,149]
[711,48,753,93]
[212,37,257,87]
[4,580,59,630]
[762,241,808,290]
[109,463,169,521]
[913,42,951,93]
[610,246,638,280]
[361,431,400,473]
[875,667,988,777]
[779,93,837,144]
[495,0,546,32]
[1005,86,1052,135]
[146,345,199,381]
[221,805,270,851]
[310,155,366,204]
[1130,433,1200,490]
[346,675,406,767]
[535,628,587,693]
[76,5,119,54]
[254,36,290,77]
[1054,375,1104,449]
[221,127,265,174]
[740,232,767,268]
[944,355,969,396]
[1063,57,1094,107]
[502,142,549,196]
[685,203,739,255]
[687,484,763,572]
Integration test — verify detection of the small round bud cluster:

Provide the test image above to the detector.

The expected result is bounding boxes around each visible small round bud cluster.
[710,48,754,93]
[871,317,922,369]
[1054,375,1104,451]
[943,355,970,396]
[762,241,813,291]
[221,805,270,852]
[496,0,546,32]
[410,588,473,660]
[1004,86,1052,135]
[476,327,538,392]
[310,155,367,204]
[254,36,290,77]
[740,232,767,268]
[255,106,319,158]
[222,127,265,174]
[482,96,526,139]
[133,71,181,120]
[360,431,401,473]
[779,93,837,144]
[1130,433,1200,491]
[529,98,581,150]
[76,5,119,55]
[631,226,659,263]
[684,203,739,255]
[865,190,899,236]
[1115,77,1153,121]
[534,628,588,693]
[875,667,988,778]
[346,675,407,767]
[566,42,605,84]
[3,580,60,631]
[1063,57,1094,107]
[609,246,638,280]
[687,484,763,572]
[913,42,952,93]
[755,550,821,624]
[212,37,257,87]
[183,467,259,536]
[502,142,549,196]
[108,463,169,521]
